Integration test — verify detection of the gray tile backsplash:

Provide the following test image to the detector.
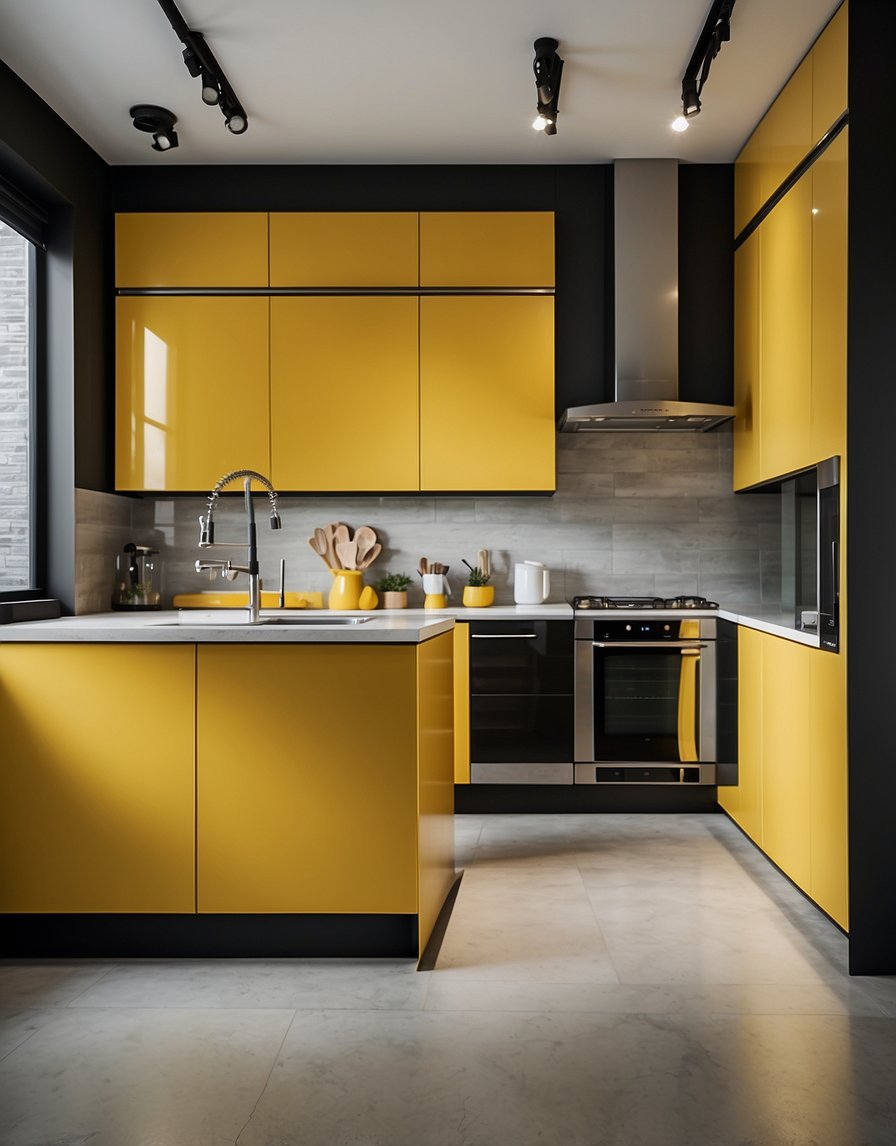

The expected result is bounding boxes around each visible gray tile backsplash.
[78,430,781,612]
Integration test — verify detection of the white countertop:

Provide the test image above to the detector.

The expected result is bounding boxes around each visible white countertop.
[0,602,821,646]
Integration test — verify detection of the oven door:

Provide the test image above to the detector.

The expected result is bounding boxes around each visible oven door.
[574,636,717,784]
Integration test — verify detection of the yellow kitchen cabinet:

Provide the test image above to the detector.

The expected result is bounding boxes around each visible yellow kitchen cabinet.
[809,644,848,928]
[759,52,813,205]
[734,129,764,238]
[420,295,555,491]
[760,635,812,893]
[733,229,761,490]
[812,3,848,144]
[453,622,470,783]
[758,172,813,481]
[811,129,848,462]
[269,212,418,286]
[420,212,554,287]
[0,644,196,914]
[719,626,763,843]
[115,212,269,288]
[116,295,270,491]
[270,296,419,491]
[196,639,455,953]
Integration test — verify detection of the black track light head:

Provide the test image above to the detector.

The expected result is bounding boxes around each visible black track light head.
[532,37,563,135]
[130,104,179,152]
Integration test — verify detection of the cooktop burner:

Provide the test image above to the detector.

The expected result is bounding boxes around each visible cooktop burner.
[573,595,719,611]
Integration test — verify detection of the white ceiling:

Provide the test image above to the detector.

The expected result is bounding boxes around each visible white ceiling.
[0,0,841,166]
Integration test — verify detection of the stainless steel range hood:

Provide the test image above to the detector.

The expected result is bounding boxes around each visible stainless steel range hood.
[559,159,735,433]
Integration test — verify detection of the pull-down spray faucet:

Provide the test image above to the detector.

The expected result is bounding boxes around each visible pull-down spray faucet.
[196,469,281,623]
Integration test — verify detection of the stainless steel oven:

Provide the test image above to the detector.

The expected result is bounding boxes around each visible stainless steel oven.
[573,609,718,785]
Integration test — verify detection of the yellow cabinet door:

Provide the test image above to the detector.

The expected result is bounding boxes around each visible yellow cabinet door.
[420,212,554,287]
[760,635,812,893]
[269,212,419,286]
[735,129,764,237]
[809,646,848,928]
[758,173,813,481]
[115,212,269,288]
[0,645,195,913]
[270,296,419,491]
[720,626,764,843]
[759,52,813,205]
[812,2,848,144]
[420,296,555,492]
[196,645,420,914]
[811,129,848,463]
[733,230,761,491]
[116,296,270,491]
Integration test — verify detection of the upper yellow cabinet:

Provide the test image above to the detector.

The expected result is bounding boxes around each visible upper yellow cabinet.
[420,295,555,491]
[269,212,418,286]
[759,52,814,205]
[270,296,419,491]
[734,130,763,238]
[812,2,848,142]
[420,212,554,287]
[115,212,269,288]
[116,295,270,491]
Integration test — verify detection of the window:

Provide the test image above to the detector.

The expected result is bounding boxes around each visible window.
[0,219,35,591]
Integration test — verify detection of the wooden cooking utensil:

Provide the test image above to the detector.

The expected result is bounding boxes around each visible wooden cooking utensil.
[419,557,429,576]
[308,533,331,568]
[325,522,346,569]
[354,525,377,565]
[336,539,359,570]
[357,542,381,570]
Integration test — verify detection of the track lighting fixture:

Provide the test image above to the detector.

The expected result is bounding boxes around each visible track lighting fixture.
[130,104,179,152]
[679,0,736,122]
[532,37,563,135]
[156,0,249,136]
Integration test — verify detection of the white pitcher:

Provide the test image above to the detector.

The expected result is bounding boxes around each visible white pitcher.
[514,561,550,604]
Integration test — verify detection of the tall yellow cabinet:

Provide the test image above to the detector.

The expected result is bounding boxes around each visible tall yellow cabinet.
[724,2,848,930]
[116,211,555,494]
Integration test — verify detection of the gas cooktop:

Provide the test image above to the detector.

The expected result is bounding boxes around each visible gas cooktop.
[572,595,719,611]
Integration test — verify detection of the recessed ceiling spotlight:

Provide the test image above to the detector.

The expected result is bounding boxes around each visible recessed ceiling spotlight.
[129,104,179,152]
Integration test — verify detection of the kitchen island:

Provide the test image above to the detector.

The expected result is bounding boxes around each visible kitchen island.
[0,612,456,962]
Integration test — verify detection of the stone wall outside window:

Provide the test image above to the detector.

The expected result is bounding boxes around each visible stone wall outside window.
[0,222,31,590]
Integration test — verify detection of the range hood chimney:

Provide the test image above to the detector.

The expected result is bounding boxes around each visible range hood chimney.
[558,159,735,432]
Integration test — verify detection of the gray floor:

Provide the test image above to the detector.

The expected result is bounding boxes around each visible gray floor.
[2,813,895,1146]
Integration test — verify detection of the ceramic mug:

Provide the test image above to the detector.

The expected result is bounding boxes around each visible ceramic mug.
[422,573,450,609]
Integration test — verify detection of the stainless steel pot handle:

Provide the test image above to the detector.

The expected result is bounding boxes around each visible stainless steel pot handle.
[591,641,707,649]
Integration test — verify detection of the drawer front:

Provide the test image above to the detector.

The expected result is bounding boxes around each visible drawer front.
[471,694,573,763]
[469,620,573,695]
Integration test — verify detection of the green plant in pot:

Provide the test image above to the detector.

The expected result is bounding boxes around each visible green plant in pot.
[462,561,494,607]
[376,572,413,610]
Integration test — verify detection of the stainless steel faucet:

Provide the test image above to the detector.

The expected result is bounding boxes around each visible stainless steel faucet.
[196,469,281,623]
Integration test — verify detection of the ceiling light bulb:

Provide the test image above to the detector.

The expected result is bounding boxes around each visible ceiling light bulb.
[533,114,551,132]
[671,115,690,133]
[201,73,220,105]
[226,112,248,135]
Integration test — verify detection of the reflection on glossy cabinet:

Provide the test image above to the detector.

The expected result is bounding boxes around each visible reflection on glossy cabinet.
[115,296,270,491]
[270,296,419,491]
[420,212,554,287]
[115,212,268,288]
[420,296,555,492]
[811,130,848,462]
[761,636,812,893]
[269,212,418,287]
[0,645,196,913]
[196,645,421,914]
[733,231,761,490]
[758,174,813,480]
[812,3,848,143]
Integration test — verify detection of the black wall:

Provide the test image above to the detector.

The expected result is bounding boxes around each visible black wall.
[846,0,896,974]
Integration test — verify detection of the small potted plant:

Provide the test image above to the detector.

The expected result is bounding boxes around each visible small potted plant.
[376,572,413,610]
[462,563,494,608]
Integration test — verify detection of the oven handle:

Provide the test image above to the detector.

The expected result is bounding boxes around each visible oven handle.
[590,641,707,649]
[471,633,538,639]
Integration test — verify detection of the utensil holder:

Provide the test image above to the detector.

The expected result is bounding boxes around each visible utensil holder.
[328,568,363,610]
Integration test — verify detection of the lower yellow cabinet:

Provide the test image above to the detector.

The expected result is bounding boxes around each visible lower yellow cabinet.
[0,644,196,913]
[719,628,848,927]
[196,639,455,941]
[420,296,555,492]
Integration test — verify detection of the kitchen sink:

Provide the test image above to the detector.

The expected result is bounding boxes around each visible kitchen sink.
[260,615,373,626]
[151,612,374,627]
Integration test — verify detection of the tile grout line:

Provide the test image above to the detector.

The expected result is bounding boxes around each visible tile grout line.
[233,1007,298,1146]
